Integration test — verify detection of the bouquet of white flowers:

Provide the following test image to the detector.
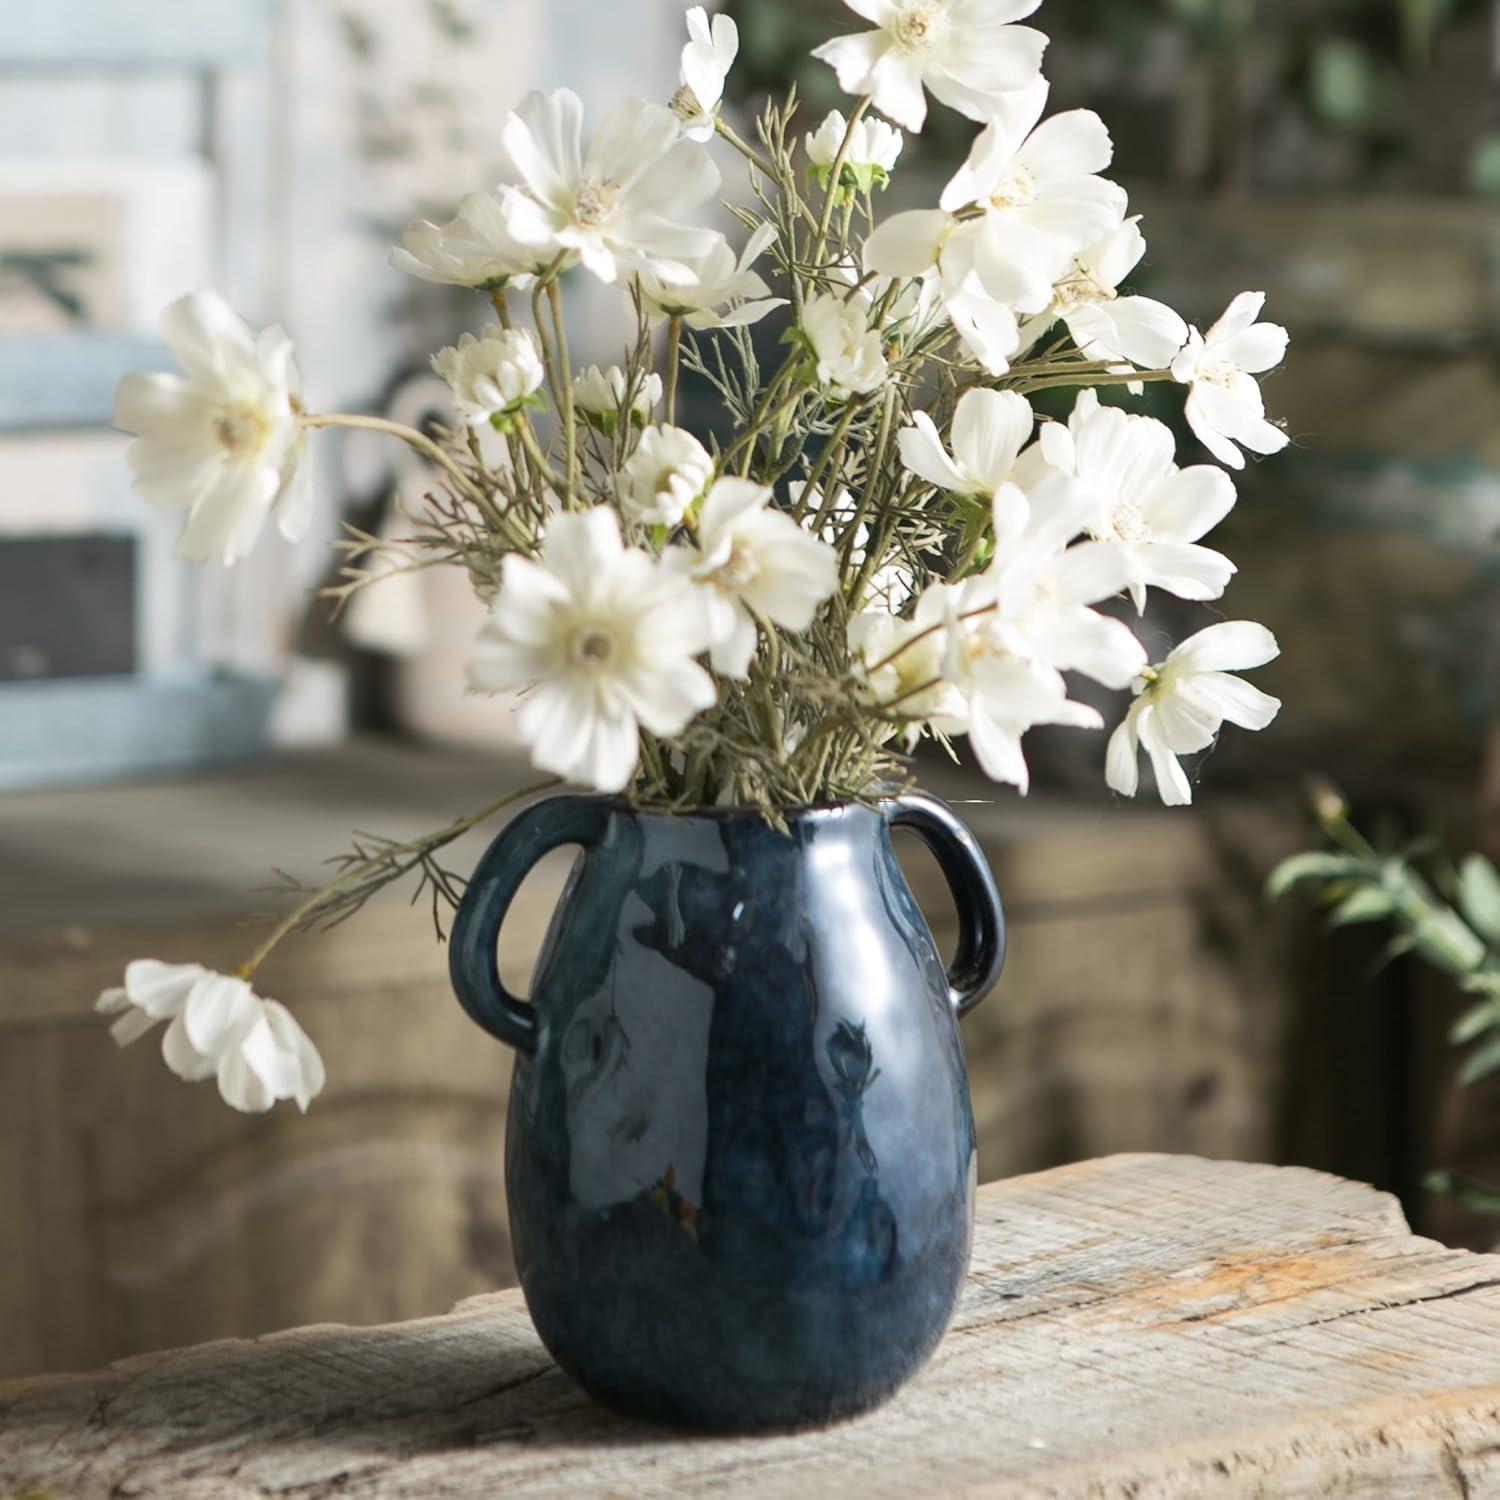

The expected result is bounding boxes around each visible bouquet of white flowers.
[103,0,1288,1114]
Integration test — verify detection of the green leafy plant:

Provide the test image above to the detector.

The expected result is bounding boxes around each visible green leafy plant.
[1272,782,1500,1208]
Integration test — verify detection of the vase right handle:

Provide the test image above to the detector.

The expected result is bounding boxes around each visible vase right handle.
[887,791,1006,1018]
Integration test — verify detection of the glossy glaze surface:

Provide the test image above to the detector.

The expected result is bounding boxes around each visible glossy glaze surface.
[451,794,1004,1431]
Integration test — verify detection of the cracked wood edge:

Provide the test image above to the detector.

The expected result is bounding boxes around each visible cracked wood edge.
[6,1154,1500,1499]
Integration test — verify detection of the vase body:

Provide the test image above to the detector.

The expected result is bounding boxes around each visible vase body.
[450,793,1005,1431]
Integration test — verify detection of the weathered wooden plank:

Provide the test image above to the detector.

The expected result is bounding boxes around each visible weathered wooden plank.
[5,1154,1500,1498]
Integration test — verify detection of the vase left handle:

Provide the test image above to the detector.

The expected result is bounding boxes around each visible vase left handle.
[449,794,609,1055]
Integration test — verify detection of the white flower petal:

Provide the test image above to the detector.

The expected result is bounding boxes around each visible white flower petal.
[863,210,948,277]
[182,972,260,1059]
[899,412,972,492]
[1139,708,1194,806]
[1105,708,1141,797]
[123,959,208,1020]
[951,389,1033,492]
[1169,620,1280,674]
[162,1010,217,1082]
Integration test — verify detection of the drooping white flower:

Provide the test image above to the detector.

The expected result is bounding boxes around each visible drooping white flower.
[898,387,1038,501]
[96,960,325,1114]
[801,290,889,399]
[1171,292,1290,470]
[939,81,1128,313]
[674,6,739,142]
[573,365,662,435]
[1040,217,1188,371]
[1040,390,1237,612]
[812,0,1048,134]
[390,191,543,291]
[470,508,717,792]
[668,477,839,678]
[863,209,1023,373]
[619,424,715,527]
[1106,621,1281,806]
[500,89,721,287]
[113,290,312,566]
[806,110,905,193]
[850,589,969,745]
[636,224,787,330]
[431,327,545,428]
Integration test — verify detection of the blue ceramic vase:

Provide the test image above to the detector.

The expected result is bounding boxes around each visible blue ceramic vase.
[449,792,1005,1432]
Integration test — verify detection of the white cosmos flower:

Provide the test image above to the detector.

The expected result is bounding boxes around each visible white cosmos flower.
[864,210,1022,374]
[898,387,1039,501]
[432,327,545,428]
[939,81,1128,313]
[669,477,840,678]
[812,0,1048,134]
[1106,621,1281,806]
[470,508,717,792]
[850,590,968,746]
[802,290,889,399]
[1037,217,1188,371]
[636,224,787,330]
[573,365,662,435]
[390,191,542,291]
[928,581,1103,793]
[114,290,311,566]
[806,110,904,193]
[619,424,715,527]
[1171,292,1290,470]
[500,89,721,287]
[96,960,325,1114]
[962,477,1148,691]
[1040,390,1237,612]
[674,6,738,142]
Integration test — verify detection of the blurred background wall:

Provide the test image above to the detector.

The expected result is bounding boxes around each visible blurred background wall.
[2,0,1499,1382]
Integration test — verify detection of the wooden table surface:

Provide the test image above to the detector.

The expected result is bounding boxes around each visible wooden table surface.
[5,1154,1500,1499]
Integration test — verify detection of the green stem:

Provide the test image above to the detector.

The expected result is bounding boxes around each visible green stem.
[715,116,776,177]
[240,778,560,979]
[515,420,567,502]
[1012,369,1177,397]
[299,412,480,502]
[546,279,577,495]
[665,315,683,426]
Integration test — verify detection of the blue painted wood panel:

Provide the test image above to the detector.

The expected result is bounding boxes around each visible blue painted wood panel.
[0,0,268,67]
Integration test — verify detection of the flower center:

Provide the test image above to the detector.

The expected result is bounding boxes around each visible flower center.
[670,84,702,121]
[214,403,267,458]
[1103,498,1150,545]
[893,2,943,51]
[653,467,686,501]
[1053,264,1116,311]
[569,625,617,670]
[1194,355,1239,388]
[714,538,760,592]
[990,164,1039,211]
[574,179,619,228]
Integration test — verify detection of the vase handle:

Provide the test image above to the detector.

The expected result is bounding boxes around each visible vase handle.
[449,794,609,1055]
[887,791,1006,1018]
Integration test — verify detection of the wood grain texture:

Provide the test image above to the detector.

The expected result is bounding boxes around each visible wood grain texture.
[6,1154,1500,1499]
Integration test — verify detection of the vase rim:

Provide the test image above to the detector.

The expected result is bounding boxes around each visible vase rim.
[599,795,898,825]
